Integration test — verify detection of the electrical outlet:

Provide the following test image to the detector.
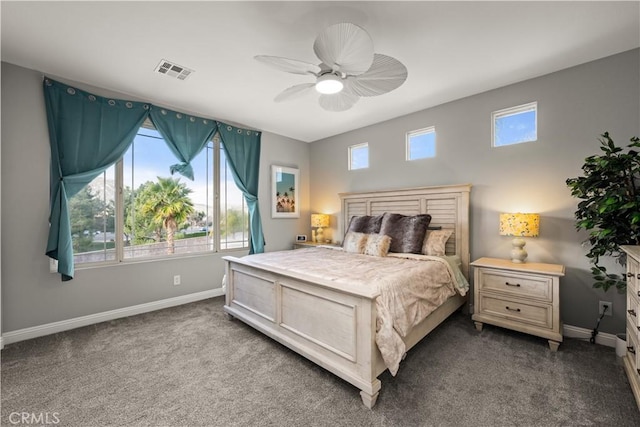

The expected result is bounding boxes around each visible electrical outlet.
[599,300,612,316]
[173,275,181,286]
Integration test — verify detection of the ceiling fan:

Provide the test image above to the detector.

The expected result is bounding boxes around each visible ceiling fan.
[255,22,408,112]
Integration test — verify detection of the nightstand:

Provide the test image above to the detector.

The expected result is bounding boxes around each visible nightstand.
[293,241,339,250]
[471,257,565,351]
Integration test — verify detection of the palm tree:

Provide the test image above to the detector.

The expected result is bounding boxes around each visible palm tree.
[141,177,195,254]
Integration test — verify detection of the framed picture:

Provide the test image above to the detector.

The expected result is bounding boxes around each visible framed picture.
[271,165,299,218]
[296,234,307,242]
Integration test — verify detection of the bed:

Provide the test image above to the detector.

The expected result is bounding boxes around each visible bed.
[223,184,471,408]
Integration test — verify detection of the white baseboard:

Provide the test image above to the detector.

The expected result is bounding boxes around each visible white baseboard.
[563,323,617,348]
[1,288,224,347]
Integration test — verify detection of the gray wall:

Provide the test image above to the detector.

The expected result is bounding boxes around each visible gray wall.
[1,62,310,332]
[309,49,640,334]
[3,49,639,337]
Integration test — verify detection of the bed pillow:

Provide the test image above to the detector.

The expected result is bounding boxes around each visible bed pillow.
[363,234,392,257]
[345,214,385,234]
[379,213,432,254]
[422,229,453,256]
[342,231,368,254]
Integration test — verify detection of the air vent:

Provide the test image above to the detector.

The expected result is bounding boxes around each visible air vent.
[154,59,194,80]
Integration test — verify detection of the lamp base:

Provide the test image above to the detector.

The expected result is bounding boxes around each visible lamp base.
[316,227,324,243]
[510,237,528,263]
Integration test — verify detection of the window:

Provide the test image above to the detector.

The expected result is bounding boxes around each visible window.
[219,148,249,250]
[492,102,537,147]
[406,126,436,160]
[68,125,248,267]
[349,143,369,170]
[68,166,116,264]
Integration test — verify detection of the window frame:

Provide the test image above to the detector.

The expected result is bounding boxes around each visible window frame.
[59,123,249,272]
[406,126,436,161]
[348,142,369,170]
[491,101,538,148]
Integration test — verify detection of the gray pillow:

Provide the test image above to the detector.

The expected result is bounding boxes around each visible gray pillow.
[345,214,384,234]
[380,213,432,254]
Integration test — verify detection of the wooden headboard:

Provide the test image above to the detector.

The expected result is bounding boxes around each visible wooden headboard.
[339,184,472,279]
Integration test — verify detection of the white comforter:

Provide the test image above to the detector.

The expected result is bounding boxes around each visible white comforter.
[240,247,468,375]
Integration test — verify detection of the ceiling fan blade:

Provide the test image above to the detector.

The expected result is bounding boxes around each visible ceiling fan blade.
[274,83,315,102]
[313,23,374,76]
[318,91,359,112]
[347,54,408,97]
[254,55,321,76]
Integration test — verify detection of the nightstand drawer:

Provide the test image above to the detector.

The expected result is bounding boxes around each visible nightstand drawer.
[477,269,552,302]
[478,295,552,329]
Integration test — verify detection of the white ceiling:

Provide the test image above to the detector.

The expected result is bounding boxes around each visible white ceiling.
[2,1,639,142]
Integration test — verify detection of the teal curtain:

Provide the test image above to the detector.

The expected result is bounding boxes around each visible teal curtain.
[149,107,218,180]
[217,123,265,254]
[43,78,150,280]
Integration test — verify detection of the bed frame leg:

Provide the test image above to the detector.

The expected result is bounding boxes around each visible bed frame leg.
[224,312,234,320]
[360,390,379,409]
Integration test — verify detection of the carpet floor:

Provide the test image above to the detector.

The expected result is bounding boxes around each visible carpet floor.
[1,296,639,426]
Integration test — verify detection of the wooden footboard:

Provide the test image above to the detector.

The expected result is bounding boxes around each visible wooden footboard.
[223,255,467,408]
[223,255,383,407]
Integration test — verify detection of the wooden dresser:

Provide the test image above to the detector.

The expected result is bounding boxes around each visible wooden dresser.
[471,257,565,351]
[621,245,640,410]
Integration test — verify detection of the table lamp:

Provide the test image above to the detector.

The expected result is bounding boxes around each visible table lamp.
[499,213,540,263]
[311,213,330,243]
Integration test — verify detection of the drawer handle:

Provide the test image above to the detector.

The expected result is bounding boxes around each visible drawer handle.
[505,306,521,312]
[627,272,634,278]
[629,309,637,317]
[637,291,640,298]
[505,282,521,287]
[637,273,640,279]
[628,346,636,354]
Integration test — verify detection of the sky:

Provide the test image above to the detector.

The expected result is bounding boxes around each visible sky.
[495,109,536,146]
[124,128,244,209]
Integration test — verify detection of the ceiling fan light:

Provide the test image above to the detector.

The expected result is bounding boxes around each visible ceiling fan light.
[315,74,343,94]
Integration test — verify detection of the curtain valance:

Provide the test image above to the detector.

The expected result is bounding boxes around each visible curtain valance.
[149,106,218,180]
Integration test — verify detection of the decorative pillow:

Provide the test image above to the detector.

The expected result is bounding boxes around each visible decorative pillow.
[342,231,368,254]
[379,213,432,254]
[422,229,453,256]
[345,214,385,234]
[363,234,392,257]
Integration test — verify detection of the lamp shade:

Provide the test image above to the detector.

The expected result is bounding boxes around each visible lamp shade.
[499,213,540,237]
[311,213,330,228]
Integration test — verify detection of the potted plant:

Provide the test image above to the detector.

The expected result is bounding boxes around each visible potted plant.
[566,132,640,292]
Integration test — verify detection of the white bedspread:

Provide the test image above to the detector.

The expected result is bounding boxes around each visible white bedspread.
[240,247,468,375]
